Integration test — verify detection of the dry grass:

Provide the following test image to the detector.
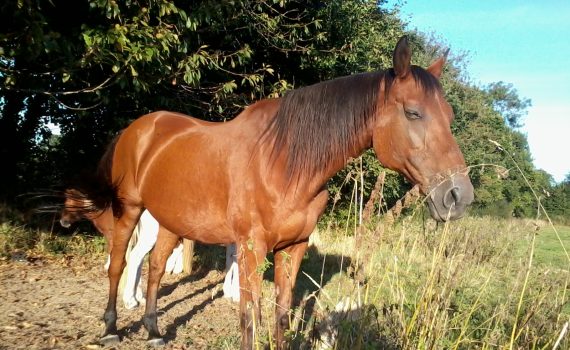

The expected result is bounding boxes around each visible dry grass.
[2,213,568,349]
[275,215,569,350]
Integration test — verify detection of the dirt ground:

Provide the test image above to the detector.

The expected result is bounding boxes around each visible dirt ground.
[0,254,243,350]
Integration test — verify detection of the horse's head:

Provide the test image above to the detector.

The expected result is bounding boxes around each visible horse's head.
[60,189,89,228]
[372,36,474,221]
[60,189,114,244]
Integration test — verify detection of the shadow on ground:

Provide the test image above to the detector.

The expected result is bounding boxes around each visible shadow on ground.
[118,243,397,348]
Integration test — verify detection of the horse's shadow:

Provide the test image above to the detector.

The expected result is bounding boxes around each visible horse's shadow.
[121,269,223,337]
[265,244,353,326]
[120,243,352,342]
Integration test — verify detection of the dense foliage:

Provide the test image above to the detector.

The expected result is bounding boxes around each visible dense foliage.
[0,0,565,222]
[544,174,570,224]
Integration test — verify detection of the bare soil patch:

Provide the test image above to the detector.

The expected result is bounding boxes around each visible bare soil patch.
[0,255,242,349]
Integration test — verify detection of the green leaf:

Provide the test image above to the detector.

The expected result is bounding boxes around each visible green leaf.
[130,65,138,77]
[82,33,92,47]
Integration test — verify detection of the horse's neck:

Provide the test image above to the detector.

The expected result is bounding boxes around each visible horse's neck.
[241,99,374,197]
[316,131,373,187]
[293,138,373,199]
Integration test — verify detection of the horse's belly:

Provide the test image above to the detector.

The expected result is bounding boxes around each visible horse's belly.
[179,218,235,245]
[141,177,234,245]
[139,140,235,243]
[147,205,235,245]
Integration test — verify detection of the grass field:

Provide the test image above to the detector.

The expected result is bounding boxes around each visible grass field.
[531,226,570,269]
[280,216,570,349]
[2,212,569,349]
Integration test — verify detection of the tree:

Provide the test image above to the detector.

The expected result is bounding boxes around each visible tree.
[0,0,401,202]
[543,174,570,223]
[1,0,564,223]
[485,81,531,129]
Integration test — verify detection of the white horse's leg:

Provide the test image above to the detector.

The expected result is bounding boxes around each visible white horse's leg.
[222,245,232,298]
[166,241,184,274]
[104,254,111,271]
[122,210,158,309]
[173,242,184,274]
[229,253,240,302]
[223,243,240,302]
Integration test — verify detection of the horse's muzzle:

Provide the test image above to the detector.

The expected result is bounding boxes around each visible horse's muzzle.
[59,219,71,228]
[426,173,474,222]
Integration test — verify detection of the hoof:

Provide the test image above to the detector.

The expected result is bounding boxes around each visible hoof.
[99,334,120,347]
[147,338,165,347]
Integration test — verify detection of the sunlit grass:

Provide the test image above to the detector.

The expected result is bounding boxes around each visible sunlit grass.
[532,226,570,268]
[294,216,570,349]
[0,220,107,260]
[1,208,569,349]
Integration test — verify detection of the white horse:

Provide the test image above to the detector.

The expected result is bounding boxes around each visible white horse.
[105,210,240,309]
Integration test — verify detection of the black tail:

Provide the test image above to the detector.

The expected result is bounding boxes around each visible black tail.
[67,132,123,217]
[95,132,123,217]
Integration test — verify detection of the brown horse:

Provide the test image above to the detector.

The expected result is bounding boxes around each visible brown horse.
[82,36,473,349]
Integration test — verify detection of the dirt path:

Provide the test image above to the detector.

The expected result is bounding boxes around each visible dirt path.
[0,256,242,349]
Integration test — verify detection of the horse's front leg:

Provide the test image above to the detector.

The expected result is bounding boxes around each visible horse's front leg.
[237,236,267,350]
[101,208,141,346]
[143,226,180,346]
[273,240,309,350]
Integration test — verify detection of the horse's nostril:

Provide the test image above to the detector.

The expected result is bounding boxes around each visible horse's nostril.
[443,186,460,209]
[451,187,460,203]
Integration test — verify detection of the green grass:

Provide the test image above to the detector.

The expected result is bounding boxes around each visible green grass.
[2,210,569,349]
[532,225,570,268]
[0,221,107,260]
[283,216,570,349]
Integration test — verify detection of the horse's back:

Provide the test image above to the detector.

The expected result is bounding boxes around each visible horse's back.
[130,108,269,242]
[110,101,312,246]
[130,111,210,141]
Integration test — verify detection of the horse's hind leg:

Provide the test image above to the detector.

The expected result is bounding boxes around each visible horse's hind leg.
[100,206,141,346]
[143,226,180,346]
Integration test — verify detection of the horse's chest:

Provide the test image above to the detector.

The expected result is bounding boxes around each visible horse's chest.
[263,190,329,248]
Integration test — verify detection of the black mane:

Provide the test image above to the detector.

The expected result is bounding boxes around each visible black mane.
[64,132,122,217]
[265,66,441,178]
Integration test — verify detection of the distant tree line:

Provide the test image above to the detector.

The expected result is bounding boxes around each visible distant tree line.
[543,174,570,224]
[0,0,565,224]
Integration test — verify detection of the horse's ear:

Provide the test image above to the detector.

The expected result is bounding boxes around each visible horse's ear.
[427,48,449,79]
[393,36,411,78]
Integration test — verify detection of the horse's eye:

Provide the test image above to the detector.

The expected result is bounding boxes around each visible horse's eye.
[404,109,422,120]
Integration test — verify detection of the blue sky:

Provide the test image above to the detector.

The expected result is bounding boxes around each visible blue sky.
[385,0,570,183]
